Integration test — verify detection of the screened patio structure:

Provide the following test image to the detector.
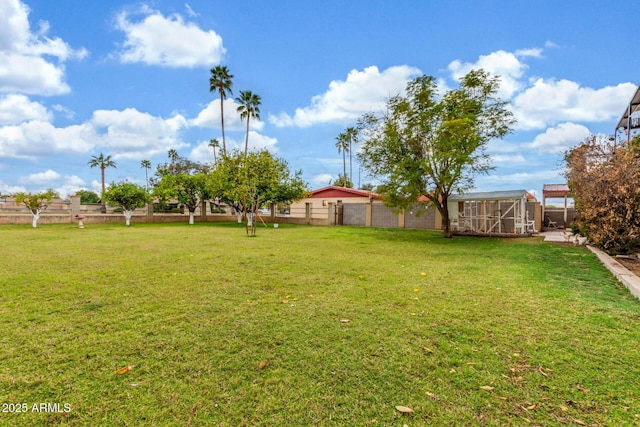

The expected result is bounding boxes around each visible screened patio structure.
[542,184,571,229]
[615,85,640,143]
[448,190,534,235]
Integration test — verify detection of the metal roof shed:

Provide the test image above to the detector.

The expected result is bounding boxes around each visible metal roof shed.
[448,190,532,235]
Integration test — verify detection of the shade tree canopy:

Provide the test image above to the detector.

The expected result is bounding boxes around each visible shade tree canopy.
[565,134,640,254]
[209,149,308,236]
[14,190,56,228]
[103,181,150,226]
[358,70,515,237]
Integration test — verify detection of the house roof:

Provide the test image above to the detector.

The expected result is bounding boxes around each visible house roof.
[616,85,640,131]
[309,186,380,199]
[449,190,531,202]
[542,184,570,198]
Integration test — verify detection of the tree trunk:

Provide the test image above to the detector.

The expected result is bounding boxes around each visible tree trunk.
[124,210,133,226]
[434,200,453,238]
[189,211,195,225]
[244,117,250,155]
[101,165,107,213]
[220,95,226,154]
[32,212,40,228]
[342,150,346,187]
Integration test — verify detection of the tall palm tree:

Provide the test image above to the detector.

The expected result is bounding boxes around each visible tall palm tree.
[345,127,358,184]
[88,153,117,212]
[209,138,219,164]
[167,149,179,164]
[209,65,234,155]
[141,159,151,192]
[335,132,349,187]
[236,90,261,155]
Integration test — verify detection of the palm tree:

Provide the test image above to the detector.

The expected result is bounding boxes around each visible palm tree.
[345,126,358,184]
[88,153,117,212]
[209,65,234,155]
[141,159,151,192]
[236,90,261,155]
[167,149,179,164]
[209,138,220,164]
[335,132,349,187]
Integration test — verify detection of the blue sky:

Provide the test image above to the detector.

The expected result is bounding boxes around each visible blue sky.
[1,0,638,200]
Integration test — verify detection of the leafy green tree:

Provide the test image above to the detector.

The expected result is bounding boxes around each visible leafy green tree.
[14,190,56,228]
[358,70,514,238]
[209,150,308,236]
[103,181,150,226]
[88,153,117,212]
[75,189,100,204]
[153,173,210,225]
[151,151,209,185]
[332,174,353,188]
[141,160,151,192]
[565,134,640,253]
[209,65,234,154]
[359,183,376,192]
[236,90,261,155]
[335,132,349,187]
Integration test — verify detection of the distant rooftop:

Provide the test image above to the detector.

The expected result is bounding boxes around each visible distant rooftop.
[542,184,570,198]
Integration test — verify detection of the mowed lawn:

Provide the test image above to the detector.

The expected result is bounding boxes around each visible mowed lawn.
[1,222,639,426]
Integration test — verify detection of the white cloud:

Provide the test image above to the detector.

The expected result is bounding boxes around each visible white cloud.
[185,4,198,18]
[311,173,334,188]
[20,169,61,184]
[189,139,217,164]
[0,0,87,96]
[218,132,278,154]
[90,108,189,158]
[512,79,636,130]
[477,169,564,190]
[448,50,533,99]
[55,176,86,199]
[190,98,263,131]
[0,121,96,159]
[269,65,422,128]
[0,94,51,124]
[114,6,225,67]
[528,122,591,154]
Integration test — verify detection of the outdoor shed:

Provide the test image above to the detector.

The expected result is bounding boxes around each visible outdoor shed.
[449,190,537,235]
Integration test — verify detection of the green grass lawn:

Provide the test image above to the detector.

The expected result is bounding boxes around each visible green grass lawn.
[1,222,639,426]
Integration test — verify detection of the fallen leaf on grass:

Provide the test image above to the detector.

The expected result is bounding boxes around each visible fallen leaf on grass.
[559,404,568,412]
[570,417,586,425]
[537,365,548,377]
[422,346,433,353]
[395,406,414,414]
[340,319,350,323]
[479,386,495,391]
[426,392,440,401]
[449,368,456,373]
[525,404,538,410]
[115,365,133,374]
[282,299,289,303]
[258,361,267,369]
